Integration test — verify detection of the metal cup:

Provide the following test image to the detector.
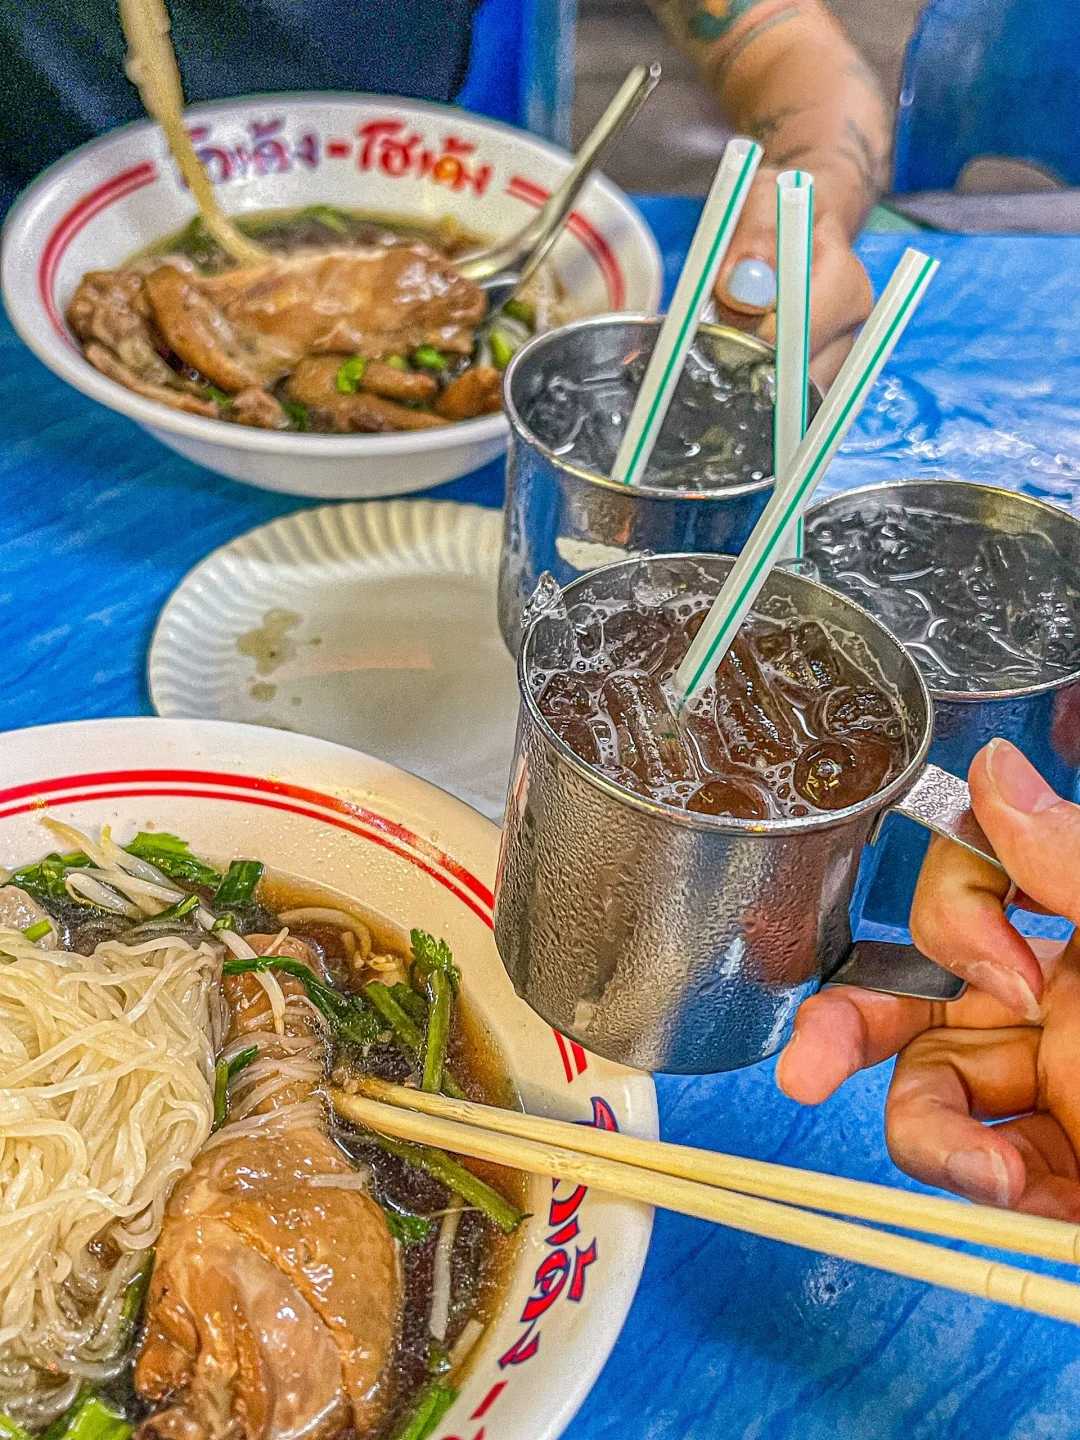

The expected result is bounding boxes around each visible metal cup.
[498,315,822,654]
[493,553,1002,1075]
[805,479,1080,932]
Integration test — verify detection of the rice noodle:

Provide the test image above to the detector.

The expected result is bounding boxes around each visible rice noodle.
[0,924,219,1425]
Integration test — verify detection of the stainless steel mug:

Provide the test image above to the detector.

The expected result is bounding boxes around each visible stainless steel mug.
[498,315,822,654]
[805,480,1080,933]
[493,553,1001,1074]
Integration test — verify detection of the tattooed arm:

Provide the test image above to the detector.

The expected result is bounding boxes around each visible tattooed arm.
[646,0,888,381]
[647,0,890,234]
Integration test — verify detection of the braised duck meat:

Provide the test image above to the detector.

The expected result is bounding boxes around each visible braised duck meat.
[135,937,402,1440]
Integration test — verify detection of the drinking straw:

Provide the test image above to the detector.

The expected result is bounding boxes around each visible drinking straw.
[672,247,939,707]
[610,137,763,486]
[773,170,814,560]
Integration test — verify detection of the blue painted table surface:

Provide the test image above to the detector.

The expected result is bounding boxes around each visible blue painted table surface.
[3,199,1080,1439]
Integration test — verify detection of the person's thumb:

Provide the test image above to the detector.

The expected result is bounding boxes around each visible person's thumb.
[970,738,1080,926]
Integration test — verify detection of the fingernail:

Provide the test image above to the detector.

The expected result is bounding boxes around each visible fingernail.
[944,1148,1011,1207]
[724,258,776,310]
[985,737,1059,815]
[966,960,1042,1023]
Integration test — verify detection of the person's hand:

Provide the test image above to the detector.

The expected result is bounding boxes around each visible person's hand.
[711,166,872,387]
[776,737,1080,1219]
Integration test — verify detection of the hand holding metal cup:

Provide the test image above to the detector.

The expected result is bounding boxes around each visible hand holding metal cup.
[492,554,1004,1074]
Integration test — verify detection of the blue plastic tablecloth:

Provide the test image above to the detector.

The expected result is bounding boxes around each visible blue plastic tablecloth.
[3,199,1080,1439]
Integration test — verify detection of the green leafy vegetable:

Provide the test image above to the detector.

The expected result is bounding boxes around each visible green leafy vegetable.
[204,385,233,411]
[22,919,52,943]
[384,1208,434,1245]
[41,1393,131,1440]
[0,1411,31,1440]
[384,355,408,371]
[336,356,368,394]
[213,860,264,910]
[426,1340,452,1376]
[390,1379,458,1440]
[389,982,428,1026]
[124,833,222,888]
[412,345,448,372]
[502,297,536,327]
[223,956,380,1047]
[365,976,465,1100]
[301,204,350,234]
[283,400,311,431]
[211,913,239,933]
[10,851,91,905]
[147,893,200,924]
[212,1045,259,1131]
[489,329,516,371]
[120,1258,152,1337]
[368,1133,524,1235]
[410,931,458,1096]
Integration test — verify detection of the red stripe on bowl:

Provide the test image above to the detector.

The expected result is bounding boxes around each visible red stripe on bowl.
[505,175,626,309]
[39,161,158,340]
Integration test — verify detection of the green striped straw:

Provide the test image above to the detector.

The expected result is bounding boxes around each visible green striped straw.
[672,247,940,708]
[773,170,814,561]
[611,137,763,486]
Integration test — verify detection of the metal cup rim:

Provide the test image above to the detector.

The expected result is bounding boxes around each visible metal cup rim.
[503,312,820,502]
[517,551,935,837]
[804,477,1080,703]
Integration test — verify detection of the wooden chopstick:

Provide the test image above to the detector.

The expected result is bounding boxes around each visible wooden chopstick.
[329,1083,1080,1327]
[340,1077,1080,1266]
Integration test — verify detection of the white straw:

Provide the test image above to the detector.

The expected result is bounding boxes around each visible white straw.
[672,247,940,706]
[611,136,763,486]
[773,170,814,560]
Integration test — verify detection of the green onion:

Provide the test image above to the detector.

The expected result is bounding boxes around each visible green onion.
[489,329,516,371]
[148,892,200,924]
[211,913,238,933]
[367,1133,524,1235]
[301,204,350,234]
[390,1379,458,1440]
[502,297,536,327]
[124,833,222,889]
[41,1394,132,1440]
[282,400,311,431]
[0,1411,31,1440]
[412,345,448,372]
[384,355,409,371]
[213,860,264,910]
[336,356,367,394]
[204,385,233,410]
[384,1208,434,1245]
[223,956,380,1047]
[22,919,52,943]
[228,1044,259,1079]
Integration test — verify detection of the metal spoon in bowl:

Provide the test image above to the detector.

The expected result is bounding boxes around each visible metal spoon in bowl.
[119,0,267,266]
[457,62,662,310]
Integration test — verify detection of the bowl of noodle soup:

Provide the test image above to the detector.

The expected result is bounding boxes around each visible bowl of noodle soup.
[0,717,655,1440]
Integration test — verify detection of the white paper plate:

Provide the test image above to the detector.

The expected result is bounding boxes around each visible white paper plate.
[150,501,519,820]
[0,717,656,1440]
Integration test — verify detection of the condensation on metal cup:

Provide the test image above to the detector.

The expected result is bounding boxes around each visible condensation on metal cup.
[498,315,822,654]
[493,553,1004,1075]
[806,480,1080,932]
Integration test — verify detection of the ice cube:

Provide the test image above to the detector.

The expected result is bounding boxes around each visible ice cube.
[601,672,694,790]
[793,737,893,811]
[686,775,769,820]
[538,672,597,719]
[755,621,845,696]
[603,607,672,674]
[818,684,899,738]
[710,635,800,768]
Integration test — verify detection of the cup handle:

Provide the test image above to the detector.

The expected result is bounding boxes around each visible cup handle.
[831,763,1005,1004]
